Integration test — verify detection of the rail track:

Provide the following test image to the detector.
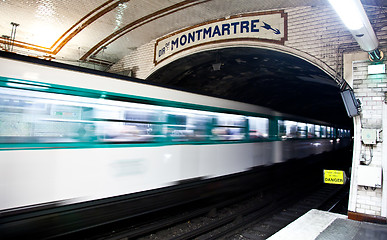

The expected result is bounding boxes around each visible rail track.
[64,175,349,240]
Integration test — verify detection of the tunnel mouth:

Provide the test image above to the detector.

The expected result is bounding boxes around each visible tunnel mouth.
[146,47,352,128]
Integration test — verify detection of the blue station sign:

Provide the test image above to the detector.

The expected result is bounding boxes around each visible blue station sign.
[154,11,287,65]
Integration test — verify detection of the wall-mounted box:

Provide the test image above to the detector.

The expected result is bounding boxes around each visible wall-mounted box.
[340,89,360,117]
[361,129,377,145]
[357,165,382,188]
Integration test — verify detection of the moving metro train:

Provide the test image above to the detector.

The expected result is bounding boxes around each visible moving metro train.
[0,52,351,237]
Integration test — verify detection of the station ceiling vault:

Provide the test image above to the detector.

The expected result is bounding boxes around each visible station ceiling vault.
[0,0,383,64]
[1,0,384,126]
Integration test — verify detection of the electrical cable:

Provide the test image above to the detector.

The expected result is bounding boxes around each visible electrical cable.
[361,144,373,165]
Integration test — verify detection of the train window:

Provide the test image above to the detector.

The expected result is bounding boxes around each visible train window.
[307,124,316,138]
[327,127,332,138]
[167,114,188,141]
[212,113,246,141]
[338,129,349,138]
[247,116,269,139]
[93,106,165,143]
[166,112,211,142]
[124,108,163,141]
[0,87,167,144]
[216,113,245,127]
[0,87,88,143]
[278,120,285,138]
[298,123,307,138]
[188,115,211,141]
[343,129,350,137]
[347,130,351,137]
[321,126,327,138]
[278,120,298,139]
[315,125,321,138]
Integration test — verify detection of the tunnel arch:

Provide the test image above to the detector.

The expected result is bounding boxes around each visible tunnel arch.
[147,41,341,86]
[145,42,351,127]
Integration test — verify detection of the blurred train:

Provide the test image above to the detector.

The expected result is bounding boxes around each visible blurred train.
[0,52,351,238]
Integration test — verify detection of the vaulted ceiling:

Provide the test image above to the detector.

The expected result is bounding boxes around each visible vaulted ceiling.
[0,0,384,65]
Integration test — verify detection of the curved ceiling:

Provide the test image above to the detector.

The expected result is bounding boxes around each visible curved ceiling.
[0,0,384,66]
[147,47,352,127]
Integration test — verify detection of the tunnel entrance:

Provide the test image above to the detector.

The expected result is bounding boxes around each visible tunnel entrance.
[146,47,351,128]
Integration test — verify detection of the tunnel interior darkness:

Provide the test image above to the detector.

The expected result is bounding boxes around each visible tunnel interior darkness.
[146,47,352,127]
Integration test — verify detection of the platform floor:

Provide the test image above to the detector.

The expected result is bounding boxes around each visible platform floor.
[268,209,387,240]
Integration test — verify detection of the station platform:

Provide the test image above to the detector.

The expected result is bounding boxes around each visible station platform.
[268,209,387,240]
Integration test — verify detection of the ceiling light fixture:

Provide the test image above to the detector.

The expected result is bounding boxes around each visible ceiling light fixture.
[328,0,364,30]
[212,63,221,71]
[328,0,382,61]
[212,51,222,71]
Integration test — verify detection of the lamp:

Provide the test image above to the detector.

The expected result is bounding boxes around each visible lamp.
[212,51,222,71]
[212,63,221,71]
[328,0,364,31]
[328,0,382,61]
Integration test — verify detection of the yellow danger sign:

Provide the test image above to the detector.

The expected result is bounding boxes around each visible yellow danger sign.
[323,170,346,185]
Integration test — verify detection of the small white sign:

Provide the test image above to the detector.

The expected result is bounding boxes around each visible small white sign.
[154,11,287,65]
[368,64,386,74]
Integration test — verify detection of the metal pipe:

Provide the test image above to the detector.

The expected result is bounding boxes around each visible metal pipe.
[10,22,19,52]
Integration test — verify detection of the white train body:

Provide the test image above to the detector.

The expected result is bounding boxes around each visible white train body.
[0,54,350,212]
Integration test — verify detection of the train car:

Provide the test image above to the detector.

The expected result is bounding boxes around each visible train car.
[0,52,351,238]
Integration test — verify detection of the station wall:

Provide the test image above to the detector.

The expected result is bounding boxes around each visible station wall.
[109,5,384,80]
[347,55,387,221]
